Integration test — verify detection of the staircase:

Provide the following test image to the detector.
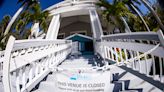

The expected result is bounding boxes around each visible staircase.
[110,65,163,92]
[30,55,164,92]
[32,55,95,92]
[0,31,164,92]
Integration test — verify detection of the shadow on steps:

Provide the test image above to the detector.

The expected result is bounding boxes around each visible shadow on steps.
[118,66,164,90]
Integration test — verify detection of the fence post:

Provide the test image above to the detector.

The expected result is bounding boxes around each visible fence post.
[3,36,15,92]
[157,30,164,47]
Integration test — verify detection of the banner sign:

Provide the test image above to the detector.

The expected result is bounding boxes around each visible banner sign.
[55,71,111,92]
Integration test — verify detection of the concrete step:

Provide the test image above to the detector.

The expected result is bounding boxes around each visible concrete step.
[109,83,115,92]
[38,81,57,92]
[60,63,91,66]
[32,89,47,92]
[61,63,89,66]
[46,74,56,82]
[132,81,162,92]
[62,61,89,64]
[109,65,163,92]
[58,65,92,69]
[119,72,144,88]
[119,90,138,92]
[150,87,163,92]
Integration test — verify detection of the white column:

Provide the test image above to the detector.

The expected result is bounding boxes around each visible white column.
[89,9,103,39]
[30,22,40,38]
[46,14,60,39]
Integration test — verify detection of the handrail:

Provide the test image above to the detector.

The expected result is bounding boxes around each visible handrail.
[2,36,72,92]
[102,32,159,42]
[123,43,160,64]
[96,31,164,84]
[13,39,71,51]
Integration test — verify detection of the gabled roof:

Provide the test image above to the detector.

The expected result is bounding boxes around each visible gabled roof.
[65,33,93,41]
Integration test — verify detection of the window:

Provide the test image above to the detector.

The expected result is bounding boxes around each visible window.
[57,33,65,39]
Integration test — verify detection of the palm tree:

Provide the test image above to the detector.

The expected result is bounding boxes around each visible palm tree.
[127,15,146,31]
[121,0,150,32]
[3,0,49,40]
[0,15,11,50]
[140,0,164,31]
[2,0,38,42]
[97,0,136,33]
[15,1,49,39]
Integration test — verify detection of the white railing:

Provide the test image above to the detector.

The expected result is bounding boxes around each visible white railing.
[96,30,164,83]
[0,51,4,80]
[2,36,72,92]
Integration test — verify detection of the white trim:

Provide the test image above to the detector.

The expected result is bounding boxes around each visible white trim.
[65,34,93,40]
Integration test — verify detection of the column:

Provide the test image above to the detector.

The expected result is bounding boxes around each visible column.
[46,14,60,39]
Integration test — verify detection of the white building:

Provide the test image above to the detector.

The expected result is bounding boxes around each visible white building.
[0,0,164,92]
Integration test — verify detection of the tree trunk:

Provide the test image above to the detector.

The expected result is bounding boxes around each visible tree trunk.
[140,0,164,31]
[130,4,150,32]
[2,6,24,42]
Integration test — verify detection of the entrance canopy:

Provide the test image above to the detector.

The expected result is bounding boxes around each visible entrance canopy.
[65,34,94,55]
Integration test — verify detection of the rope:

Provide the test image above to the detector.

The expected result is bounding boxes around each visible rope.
[121,43,160,64]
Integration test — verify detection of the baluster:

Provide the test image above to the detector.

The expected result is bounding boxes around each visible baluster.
[61,52,63,62]
[51,54,55,66]
[114,47,119,64]
[119,48,123,63]
[63,51,65,60]
[44,57,49,69]
[40,59,45,73]
[47,55,52,68]
[147,40,150,45]
[35,62,39,77]
[37,61,41,75]
[151,55,156,79]
[105,47,108,59]
[111,47,114,61]
[139,40,142,44]
[58,52,61,63]
[107,47,111,60]
[124,49,128,61]
[28,64,33,82]
[54,53,57,65]
[162,58,164,83]
[21,67,26,91]
[56,53,58,63]
[104,46,107,59]
[124,49,130,67]
[63,51,66,60]
[51,54,55,67]
[159,57,163,82]
[61,51,64,61]
[137,51,141,73]
[130,50,135,70]
[144,55,148,76]
[16,70,21,92]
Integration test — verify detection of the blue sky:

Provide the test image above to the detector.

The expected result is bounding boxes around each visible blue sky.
[0,0,63,21]
[0,0,156,21]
